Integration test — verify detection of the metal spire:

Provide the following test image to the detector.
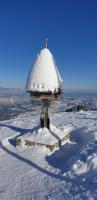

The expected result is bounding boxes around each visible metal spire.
[45,38,48,48]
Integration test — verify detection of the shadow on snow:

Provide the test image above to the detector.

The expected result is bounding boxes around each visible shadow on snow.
[0,142,97,199]
[0,126,97,199]
[0,124,39,146]
[46,128,94,173]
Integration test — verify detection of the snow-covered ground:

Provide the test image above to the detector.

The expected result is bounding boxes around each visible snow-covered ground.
[0,109,97,199]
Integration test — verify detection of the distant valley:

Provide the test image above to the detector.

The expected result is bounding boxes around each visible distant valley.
[0,87,97,121]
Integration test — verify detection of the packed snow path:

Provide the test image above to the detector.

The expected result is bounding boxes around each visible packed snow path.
[0,111,97,199]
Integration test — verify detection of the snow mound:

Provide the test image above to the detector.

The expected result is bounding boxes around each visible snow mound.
[25,47,63,93]
[72,153,97,175]
[72,160,88,174]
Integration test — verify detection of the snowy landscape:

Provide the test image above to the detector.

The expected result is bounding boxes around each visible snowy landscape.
[0,89,97,199]
[0,0,97,199]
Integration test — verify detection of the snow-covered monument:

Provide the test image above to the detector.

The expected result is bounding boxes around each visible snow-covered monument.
[26,39,63,129]
[16,40,73,151]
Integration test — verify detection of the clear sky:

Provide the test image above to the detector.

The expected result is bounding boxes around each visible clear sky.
[0,0,97,92]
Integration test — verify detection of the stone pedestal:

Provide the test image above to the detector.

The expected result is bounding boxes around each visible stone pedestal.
[16,124,73,151]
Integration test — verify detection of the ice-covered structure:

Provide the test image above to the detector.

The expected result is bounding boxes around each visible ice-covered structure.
[26,41,63,98]
[26,40,64,130]
[17,40,70,150]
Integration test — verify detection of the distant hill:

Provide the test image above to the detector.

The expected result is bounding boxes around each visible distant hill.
[0,87,26,97]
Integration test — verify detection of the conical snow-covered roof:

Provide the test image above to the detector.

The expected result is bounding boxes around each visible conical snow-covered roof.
[25,43,63,96]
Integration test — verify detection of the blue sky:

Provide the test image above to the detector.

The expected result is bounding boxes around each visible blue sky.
[0,0,97,91]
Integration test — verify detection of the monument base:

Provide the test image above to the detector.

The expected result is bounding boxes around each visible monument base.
[16,124,73,151]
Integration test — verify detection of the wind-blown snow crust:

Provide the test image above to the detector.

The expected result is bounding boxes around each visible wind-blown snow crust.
[1,110,97,199]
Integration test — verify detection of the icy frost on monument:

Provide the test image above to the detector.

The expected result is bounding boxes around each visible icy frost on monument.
[25,42,63,96]
[22,40,71,151]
